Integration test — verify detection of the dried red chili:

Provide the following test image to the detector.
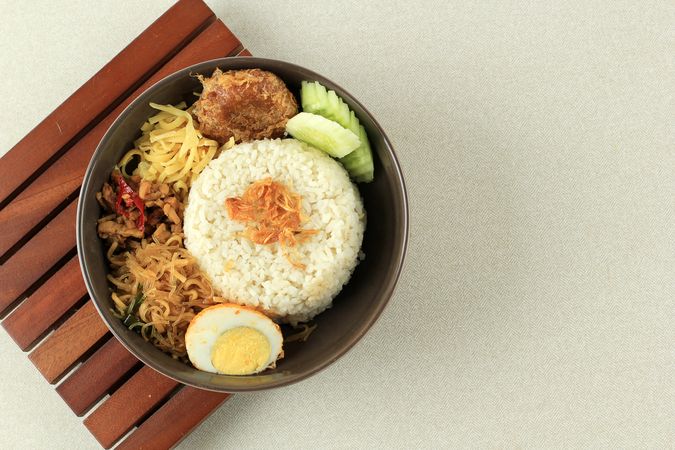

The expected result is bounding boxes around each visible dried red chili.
[113,172,145,231]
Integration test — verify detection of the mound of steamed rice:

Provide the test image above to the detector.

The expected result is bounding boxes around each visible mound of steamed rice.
[184,138,365,324]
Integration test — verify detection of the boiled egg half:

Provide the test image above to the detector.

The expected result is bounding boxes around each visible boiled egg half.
[186,303,283,375]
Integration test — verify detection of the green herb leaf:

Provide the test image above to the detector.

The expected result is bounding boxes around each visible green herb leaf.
[126,285,144,316]
[127,321,144,331]
[123,285,145,331]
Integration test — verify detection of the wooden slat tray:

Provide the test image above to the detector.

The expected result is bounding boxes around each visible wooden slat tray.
[0,1,251,447]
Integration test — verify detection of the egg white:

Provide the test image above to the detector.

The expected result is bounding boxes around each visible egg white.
[185,304,283,374]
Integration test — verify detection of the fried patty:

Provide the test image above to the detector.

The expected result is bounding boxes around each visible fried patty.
[193,68,298,143]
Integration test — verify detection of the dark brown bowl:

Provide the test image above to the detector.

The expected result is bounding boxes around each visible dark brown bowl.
[77,57,408,392]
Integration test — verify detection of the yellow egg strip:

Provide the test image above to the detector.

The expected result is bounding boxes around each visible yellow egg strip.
[118,102,221,196]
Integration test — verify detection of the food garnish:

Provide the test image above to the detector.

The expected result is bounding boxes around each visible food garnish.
[301,80,352,126]
[113,172,146,231]
[339,122,374,183]
[121,285,145,329]
[225,178,317,269]
[285,112,360,158]
[300,81,374,182]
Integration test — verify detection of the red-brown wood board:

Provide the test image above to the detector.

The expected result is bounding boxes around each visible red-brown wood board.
[0,1,249,447]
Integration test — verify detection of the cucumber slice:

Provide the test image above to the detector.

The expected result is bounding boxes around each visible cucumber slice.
[346,111,360,134]
[299,81,375,182]
[286,112,360,158]
[300,81,319,112]
[339,124,374,182]
[301,81,351,129]
[312,82,330,116]
[326,90,351,128]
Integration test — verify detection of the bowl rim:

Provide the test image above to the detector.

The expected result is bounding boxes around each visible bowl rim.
[77,56,408,392]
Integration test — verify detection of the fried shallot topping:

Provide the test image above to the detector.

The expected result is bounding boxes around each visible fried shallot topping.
[225,179,317,269]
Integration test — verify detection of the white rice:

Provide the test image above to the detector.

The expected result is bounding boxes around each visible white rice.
[184,138,365,324]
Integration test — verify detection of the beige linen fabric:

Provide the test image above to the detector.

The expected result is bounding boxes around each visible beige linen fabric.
[0,0,672,448]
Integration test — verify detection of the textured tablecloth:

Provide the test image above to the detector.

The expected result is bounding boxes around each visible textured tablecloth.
[1,1,673,448]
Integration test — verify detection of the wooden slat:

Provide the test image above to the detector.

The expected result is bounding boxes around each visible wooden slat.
[0,7,246,446]
[0,201,77,315]
[0,20,242,259]
[117,387,231,450]
[28,301,109,383]
[0,181,77,260]
[84,366,180,449]
[2,256,86,349]
[0,0,214,205]
[57,338,138,416]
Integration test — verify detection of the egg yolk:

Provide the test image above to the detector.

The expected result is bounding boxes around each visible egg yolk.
[210,327,271,375]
